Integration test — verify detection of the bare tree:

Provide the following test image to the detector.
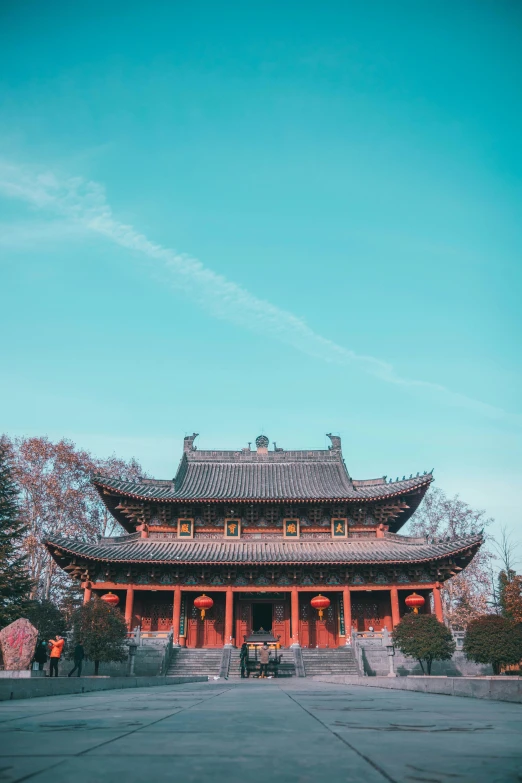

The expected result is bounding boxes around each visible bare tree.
[405,487,494,629]
[491,525,521,576]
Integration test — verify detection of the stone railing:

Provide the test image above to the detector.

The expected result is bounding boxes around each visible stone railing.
[127,627,173,647]
[351,629,396,677]
[127,628,173,677]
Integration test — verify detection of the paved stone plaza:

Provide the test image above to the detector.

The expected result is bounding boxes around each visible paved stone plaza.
[0,680,520,783]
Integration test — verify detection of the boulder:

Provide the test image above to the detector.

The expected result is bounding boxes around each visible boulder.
[0,618,38,671]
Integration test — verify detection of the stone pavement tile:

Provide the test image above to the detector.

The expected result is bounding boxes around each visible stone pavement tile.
[138,710,324,733]
[1,709,184,731]
[21,750,386,783]
[0,729,130,756]
[0,757,67,783]
[332,727,522,783]
[88,727,341,757]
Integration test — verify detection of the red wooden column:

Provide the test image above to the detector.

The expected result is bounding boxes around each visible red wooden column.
[224,587,234,646]
[83,584,92,604]
[125,585,134,629]
[390,587,400,627]
[343,587,351,642]
[291,586,300,646]
[172,585,182,644]
[433,584,444,622]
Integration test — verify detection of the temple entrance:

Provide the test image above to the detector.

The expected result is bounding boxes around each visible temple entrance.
[252,603,273,633]
[235,595,291,647]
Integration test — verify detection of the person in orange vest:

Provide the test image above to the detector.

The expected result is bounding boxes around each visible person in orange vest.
[48,635,64,677]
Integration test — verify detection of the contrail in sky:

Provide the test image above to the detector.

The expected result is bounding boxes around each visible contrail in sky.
[0,160,512,422]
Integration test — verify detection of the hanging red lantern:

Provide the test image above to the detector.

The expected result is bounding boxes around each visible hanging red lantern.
[194,594,213,620]
[101,591,120,607]
[310,594,331,620]
[405,592,425,614]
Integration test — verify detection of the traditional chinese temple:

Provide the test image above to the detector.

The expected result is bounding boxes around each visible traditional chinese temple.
[47,434,482,651]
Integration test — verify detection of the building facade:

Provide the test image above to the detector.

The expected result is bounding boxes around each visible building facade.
[47,434,482,648]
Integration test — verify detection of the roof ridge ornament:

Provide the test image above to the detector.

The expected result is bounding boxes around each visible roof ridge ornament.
[183,433,199,453]
[326,433,341,452]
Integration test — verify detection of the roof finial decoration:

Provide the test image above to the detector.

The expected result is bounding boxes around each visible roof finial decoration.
[183,433,199,453]
[326,433,341,452]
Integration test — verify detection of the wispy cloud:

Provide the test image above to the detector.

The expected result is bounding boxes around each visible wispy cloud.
[0,160,514,422]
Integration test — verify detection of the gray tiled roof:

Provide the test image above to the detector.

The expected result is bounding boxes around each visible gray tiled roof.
[92,467,432,503]
[47,533,482,566]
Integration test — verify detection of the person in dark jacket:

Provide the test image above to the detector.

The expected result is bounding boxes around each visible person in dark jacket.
[33,640,48,671]
[240,642,249,678]
[68,641,85,677]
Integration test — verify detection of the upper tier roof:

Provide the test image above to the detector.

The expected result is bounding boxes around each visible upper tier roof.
[92,432,433,504]
[46,533,482,567]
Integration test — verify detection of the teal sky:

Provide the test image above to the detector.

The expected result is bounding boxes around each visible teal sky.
[1,1,521,540]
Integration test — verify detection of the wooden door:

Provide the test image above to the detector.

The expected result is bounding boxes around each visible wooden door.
[139,599,173,632]
[351,593,390,631]
[272,599,290,647]
[186,594,225,648]
[236,601,251,645]
[299,595,338,648]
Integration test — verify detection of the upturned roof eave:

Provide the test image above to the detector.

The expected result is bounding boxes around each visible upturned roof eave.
[46,532,482,568]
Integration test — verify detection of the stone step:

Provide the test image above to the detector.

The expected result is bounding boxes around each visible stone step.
[301,648,359,677]
[228,649,296,678]
[167,649,223,677]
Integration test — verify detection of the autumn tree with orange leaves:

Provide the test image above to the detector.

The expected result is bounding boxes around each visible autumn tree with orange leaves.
[0,436,144,604]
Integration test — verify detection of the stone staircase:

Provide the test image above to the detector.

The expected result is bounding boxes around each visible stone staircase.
[227,649,296,678]
[167,648,222,677]
[301,648,359,677]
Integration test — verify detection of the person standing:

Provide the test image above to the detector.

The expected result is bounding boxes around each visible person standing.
[33,640,48,671]
[259,642,270,678]
[240,641,249,678]
[68,641,85,677]
[48,635,64,677]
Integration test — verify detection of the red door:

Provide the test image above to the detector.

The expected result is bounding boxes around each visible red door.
[351,592,392,631]
[272,599,290,647]
[299,595,338,647]
[139,599,173,632]
[186,594,225,648]
[236,601,251,645]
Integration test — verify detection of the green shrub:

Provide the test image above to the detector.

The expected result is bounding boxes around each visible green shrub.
[70,597,127,675]
[392,614,455,675]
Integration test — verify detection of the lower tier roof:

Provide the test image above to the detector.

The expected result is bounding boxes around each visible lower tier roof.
[47,533,482,567]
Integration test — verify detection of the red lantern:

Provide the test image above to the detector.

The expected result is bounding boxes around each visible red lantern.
[310,594,331,620]
[101,591,120,607]
[405,592,425,614]
[194,594,213,620]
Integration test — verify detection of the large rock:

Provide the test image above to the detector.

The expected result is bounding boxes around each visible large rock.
[0,618,38,671]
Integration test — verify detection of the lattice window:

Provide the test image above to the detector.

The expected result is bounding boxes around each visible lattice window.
[307,506,323,525]
[201,505,218,525]
[274,604,285,623]
[241,605,249,622]
[264,506,280,525]
[245,505,259,525]
[300,603,308,621]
